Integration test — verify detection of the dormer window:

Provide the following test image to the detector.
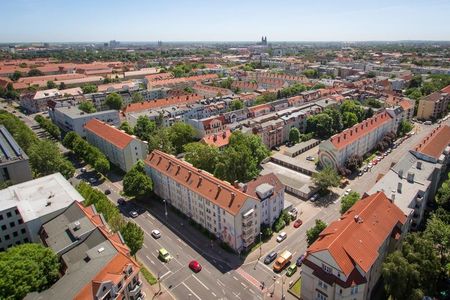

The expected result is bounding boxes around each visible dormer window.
[322,264,332,274]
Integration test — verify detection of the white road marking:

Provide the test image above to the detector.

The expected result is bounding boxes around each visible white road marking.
[212,292,217,297]
[233,276,238,281]
[150,260,155,265]
[233,292,241,299]
[177,238,188,247]
[193,275,210,290]
[160,270,171,280]
[143,243,148,249]
[147,213,155,220]
[182,282,201,300]
[241,282,247,288]
[217,279,224,287]
[249,289,255,294]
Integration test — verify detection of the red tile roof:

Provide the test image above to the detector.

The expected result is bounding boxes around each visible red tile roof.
[149,74,218,87]
[244,173,284,200]
[441,84,450,94]
[122,94,203,114]
[330,112,392,150]
[84,119,134,149]
[201,129,231,148]
[145,150,256,215]
[413,125,450,160]
[307,192,406,277]
[399,99,413,111]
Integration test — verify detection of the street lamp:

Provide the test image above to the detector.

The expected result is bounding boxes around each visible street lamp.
[163,199,168,221]
[281,275,286,300]
[259,232,263,258]
[271,275,276,297]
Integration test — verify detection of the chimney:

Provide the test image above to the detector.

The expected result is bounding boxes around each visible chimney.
[407,172,415,183]
[229,192,236,207]
[243,184,247,193]
[416,161,422,170]
[186,171,192,181]
[390,190,396,203]
[398,169,403,178]
[216,185,222,199]
[197,177,203,187]
[397,182,402,193]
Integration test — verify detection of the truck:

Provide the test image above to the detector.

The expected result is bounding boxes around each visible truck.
[273,250,292,272]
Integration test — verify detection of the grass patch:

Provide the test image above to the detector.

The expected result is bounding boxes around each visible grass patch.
[139,263,157,285]
[363,153,377,164]
[288,278,301,298]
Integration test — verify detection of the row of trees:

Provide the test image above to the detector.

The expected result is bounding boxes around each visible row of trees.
[62,132,110,174]
[0,83,20,100]
[123,161,153,198]
[8,68,44,81]
[376,131,397,152]
[77,182,144,256]
[34,115,61,139]
[184,131,270,183]
[0,110,75,179]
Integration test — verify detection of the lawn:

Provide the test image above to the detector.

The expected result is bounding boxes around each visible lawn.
[288,278,301,299]
[139,262,157,285]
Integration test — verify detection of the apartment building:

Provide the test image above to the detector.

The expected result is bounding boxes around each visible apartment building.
[243,173,284,227]
[319,112,394,169]
[0,173,83,251]
[301,192,407,300]
[20,87,83,113]
[84,119,148,172]
[0,126,32,185]
[25,201,142,300]
[417,91,449,120]
[49,104,120,137]
[145,150,261,252]
[201,129,232,150]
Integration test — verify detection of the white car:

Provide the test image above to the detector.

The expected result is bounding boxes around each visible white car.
[344,188,352,196]
[276,232,287,243]
[151,229,161,239]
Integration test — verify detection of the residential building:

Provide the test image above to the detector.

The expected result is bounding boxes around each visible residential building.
[20,87,83,113]
[25,201,142,300]
[319,112,393,169]
[243,173,284,227]
[84,119,148,172]
[200,129,232,150]
[0,173,83,251]
[301,192,407,300]
[417,91,449,120]
[145,150,261,252]
[49,104,120,137]
[0,126,32,185]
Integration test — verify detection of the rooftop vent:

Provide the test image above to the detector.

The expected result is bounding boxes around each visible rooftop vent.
[97,247,105,253]
[397,182,403,193]
[73,221,81,231]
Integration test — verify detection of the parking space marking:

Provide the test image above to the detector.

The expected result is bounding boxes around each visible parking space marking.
[233,276,238,281]
[181,282,201,300]
[193,275,210,290]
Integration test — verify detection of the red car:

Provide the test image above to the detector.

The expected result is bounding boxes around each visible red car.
[189,260,202,273]
[372,159,378,165]
[293,219,303,228]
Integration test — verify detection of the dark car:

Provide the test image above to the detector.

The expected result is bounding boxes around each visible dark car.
[264,251,277,264]
[117,198,126,205]
[104,189,111,195]
[296,254,306,266]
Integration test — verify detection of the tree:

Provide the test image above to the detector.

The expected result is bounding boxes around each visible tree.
[9,71,22,81]
[312,166,341,194]
[46,80,56,89]
[28,140,75,179]
[345,154,363,172]
[397,120,413,137]
[27,69,43,77]
[81,84,98,94]
[324,108,343,133]
[58,82,66,90]
[131,92,144,103]
[306,219,327,246]
[303,69,318,78]
[147,127,175,154]
[119,121,133,135]
[121,222,144,256]
[184,86,194,94]
[340,191,361,214]
[342,111,358,128]
[365,107,374,119]
[340,100,365,122]
[289,127,300,144]
[168,122,197,154]
[424,215,450,266]
[0,243,60,300]
[105,92,123,110]
[133,116,156,142]
[94,157,110,174]
[184,142,220,174]
[123,161,153,198]
[436,176,450,209]
[214,146,257,183]
[62,131,78,149]
[229,99,244,111]
[78,101,96,113]
[367,71,376,78]
[306,113,334,139]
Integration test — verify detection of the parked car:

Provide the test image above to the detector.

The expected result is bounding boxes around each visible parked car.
[117,198,126,205]
[151,229,161,239]
[273,146,281,151]
[288,208,298,220]
[264,251,278,264]
[363,167,369,172]
[306,156,315,161]
[344,188,352,196]
[80,167,87,173]
[387,148,392,153]
[358,171,363,176]
[376,156,382,161]
[296,254,306,266]
[310,194,319,202]
[104,189,111,195]
[276,232,287,243]
[158,248,172,262]
[286,265,297,277]
[189,260,202,273]
[88,177,97,184]
[293,219,303,228]
[130,211,138,218]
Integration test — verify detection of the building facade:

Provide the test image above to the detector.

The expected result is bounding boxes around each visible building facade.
[145,150,261,252]
[417,91,449,120]
[84,119,148,172]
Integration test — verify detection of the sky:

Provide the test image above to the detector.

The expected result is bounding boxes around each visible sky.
[1,0,450,42]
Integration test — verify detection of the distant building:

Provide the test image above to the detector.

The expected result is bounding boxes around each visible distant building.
[145,150,261,252]
[0,126,32,185]
[49,104,120,137]
[109,40,120,48]
[20,88,83,113]
[416,91,449,120]
[84,119,148,172]
[0,173,83,252]
[301,192,407,300]
[25,201,142,300]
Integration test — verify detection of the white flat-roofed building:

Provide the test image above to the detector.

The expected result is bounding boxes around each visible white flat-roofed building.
[0,173,84,251]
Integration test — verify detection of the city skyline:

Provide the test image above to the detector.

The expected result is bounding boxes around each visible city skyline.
[1,0,450,43]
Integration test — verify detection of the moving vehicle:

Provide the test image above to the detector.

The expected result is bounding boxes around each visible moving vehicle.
[296,254,306,266]
[151,229,161,239]
[273,250,292,272]
[158,248,172,262]
[286,264,297,277]
[293,219,303,228]
[130,211,138,218]
[264,251,278,264]
[189,260,202,272]
[276,232,287,243]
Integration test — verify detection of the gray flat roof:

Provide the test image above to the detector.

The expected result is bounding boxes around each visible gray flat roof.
[55,106,118,119]
[0,125,28,165]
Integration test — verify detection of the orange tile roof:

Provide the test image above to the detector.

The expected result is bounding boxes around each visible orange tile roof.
[150,74,218,87]
[441,84,450,94]
[145,72,174,82]
[399,99,413,111]
[201,129,231,148]
[145,150,256,215]
[122,94,203,114]
[330,112,392,150]
[307,192,406,277]
[244,173,284,199]
[84,119,134,150]
[413,125,450,160]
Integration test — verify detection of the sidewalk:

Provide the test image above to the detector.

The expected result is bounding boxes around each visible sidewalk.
[140,278,174,300]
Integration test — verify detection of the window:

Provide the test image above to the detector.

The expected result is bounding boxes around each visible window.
[318,280,328,290]
[322,264,332,273]
[9,222,15,228]
[0,214,3,221]
[6,212,12,218]
[18,219,23,224]
[15,209,19,215]
[13,231,18,237]
[351,286,359,295]
[316,290,327,300]
[21,228,26,234]
[4,234,10,240]
[1,225,6,231]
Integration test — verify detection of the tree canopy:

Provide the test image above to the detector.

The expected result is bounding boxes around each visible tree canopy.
[229,99,244,111]
[340,191,360,214]
[168,122,197,154]
[0,243,60,300]
[105,92,123,110]
[288,127,300,144]
[184,142,220,174]
[81,84,98,94]
[133,116,156,142]
[123,160,153,198]
[397,120,413,137]
[78,101,96,113]
[306,219,327,246]
[312,166,341,194]
[131,92,144,103]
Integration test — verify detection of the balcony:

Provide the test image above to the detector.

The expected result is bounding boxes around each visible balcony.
[127,280,142,298]
[242,208,254,220]
[243,220,252,227]
[242,227,253,237]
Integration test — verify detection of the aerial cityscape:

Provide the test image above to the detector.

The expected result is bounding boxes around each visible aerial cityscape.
[1,1,450,300]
